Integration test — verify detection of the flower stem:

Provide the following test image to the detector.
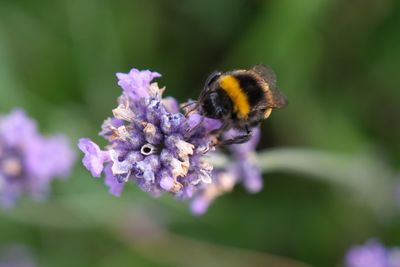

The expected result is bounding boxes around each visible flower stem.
[251,148,395,216]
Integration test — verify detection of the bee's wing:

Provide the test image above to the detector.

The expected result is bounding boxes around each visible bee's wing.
[251,64,288,109]
[252,64,277,87]
[205,71,222,87]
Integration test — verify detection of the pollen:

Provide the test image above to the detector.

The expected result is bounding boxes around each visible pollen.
[219,75,250,119]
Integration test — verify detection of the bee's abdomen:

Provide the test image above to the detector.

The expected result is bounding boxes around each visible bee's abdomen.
[218,75,251,119]
[235,74,265,106]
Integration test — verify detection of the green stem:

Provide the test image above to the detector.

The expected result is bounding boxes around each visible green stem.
[116,214,315,267]
[256,148,395,216]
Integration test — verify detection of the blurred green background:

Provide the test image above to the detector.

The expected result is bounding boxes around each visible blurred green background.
[0,0,399,266]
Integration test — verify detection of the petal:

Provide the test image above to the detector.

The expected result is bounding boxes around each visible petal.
[135,161,156,183]
[143,123,163,144]
[165,135,194,159]
[110,150,134,176]
[99,117,123,139]
[160,113,185,134]
[112,102,135,122]
[243,170,263,193]
[345,239,388,267]
[104,165,125,196]
[0,109,38,146]
[190,197,210,215]
[26,135,75,180]
[160,176,174,191]
[176,184,194,199]
[241,156,263,193]
[0,173,22,208]
[186,114,202,129]
[160,149,189,178]
[388,249,400,267]
[186,113,222,133]
[229,127,261,154]
[203,117,223,132]
[78,138,109,177]
[116,68,161,100]
[162,96,180,113]
[145,99,165,125]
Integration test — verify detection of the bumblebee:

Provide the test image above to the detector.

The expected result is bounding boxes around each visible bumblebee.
[197,65,288,145]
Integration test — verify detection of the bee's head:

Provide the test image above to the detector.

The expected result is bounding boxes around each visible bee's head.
[200,90,233,120]
[198,71,232,120]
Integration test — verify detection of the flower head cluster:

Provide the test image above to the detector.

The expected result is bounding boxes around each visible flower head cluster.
[0,109,75,208]
[79,69,222,199]
[346,239,400,267]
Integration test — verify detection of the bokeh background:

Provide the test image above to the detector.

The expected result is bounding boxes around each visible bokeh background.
[0,0,399,266]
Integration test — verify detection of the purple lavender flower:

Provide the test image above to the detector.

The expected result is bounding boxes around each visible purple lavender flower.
[0,245,37,267]
[190,127,262,215]
[79,68,222,199]
[78,67,270,214]
[346,239,388,267]
[190,168,237,215]
[345,239,400,267]
[389,249,400,267]
[0,109,75,208]
[228,127,263,192]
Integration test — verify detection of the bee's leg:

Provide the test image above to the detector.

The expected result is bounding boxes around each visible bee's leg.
[218,126,252,145]
[184,115,205,139]
[181,101,199,117]
[181,101,197,111]
[219,134,252,145]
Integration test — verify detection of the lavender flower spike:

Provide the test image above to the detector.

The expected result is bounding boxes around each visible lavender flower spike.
[79,68,222,199]
[345,239,400,267]
[0,109,75,208]
[228,127,263,193]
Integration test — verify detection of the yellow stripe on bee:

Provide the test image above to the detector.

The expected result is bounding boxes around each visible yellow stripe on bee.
[219,75,250,119]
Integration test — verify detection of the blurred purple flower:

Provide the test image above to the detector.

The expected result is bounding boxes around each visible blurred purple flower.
[228,127,263,192]
[345,239,400,267]
[389,249,400,267]
[79,68,222,199]
[0,245,37,267]
[190,169,237,215]
[0,109,75,208]
[190,128,262,215]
